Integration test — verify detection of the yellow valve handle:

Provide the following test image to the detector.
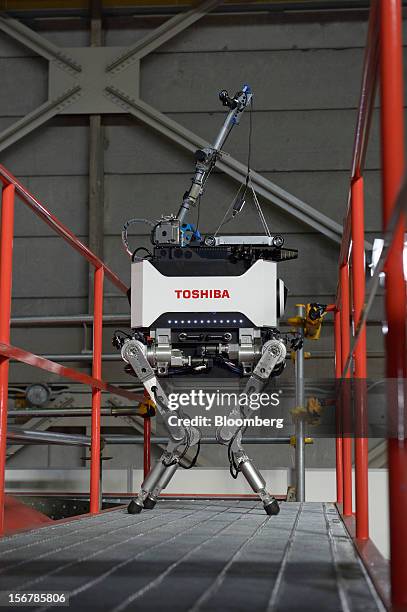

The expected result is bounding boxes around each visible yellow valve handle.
[288,304,328,340]
[137,399,156,418]
[290,351,311,361]
[290,435,314,447]
[307,397,321,416]
[304,303,328,340]
[291,397,322,424]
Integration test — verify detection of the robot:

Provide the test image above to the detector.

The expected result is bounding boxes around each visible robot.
[113,85,301,516]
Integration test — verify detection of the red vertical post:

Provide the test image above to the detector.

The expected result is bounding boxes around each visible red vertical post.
[350,176,369,539]
[90,266,104,514]
[380,1,407,607]
[334,309,343,504]
[0,184,15,535]
[340,264,353,516]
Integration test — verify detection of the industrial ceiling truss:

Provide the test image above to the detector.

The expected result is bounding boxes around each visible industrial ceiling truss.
[0,0,343,243]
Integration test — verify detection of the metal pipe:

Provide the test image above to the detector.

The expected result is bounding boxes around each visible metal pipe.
[6,351,387,365]
[9,354,123,362]
[380,1,407,606]
[351,176,369,540]
[7,408,141,417]
[294,304,305,502]
[9,314,384,329]
[103,436,292,445]
[10,314,130,327]
[0,184,15,535]
[90,267,103,514]
[0,343,142,403]
[340,264,353,517]
[334,308,343,505]
[144,415,151,477]
[6,433,291,446]
[7,428,92,447]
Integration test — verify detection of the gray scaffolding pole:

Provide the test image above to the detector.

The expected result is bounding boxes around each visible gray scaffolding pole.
[295,304,306,502]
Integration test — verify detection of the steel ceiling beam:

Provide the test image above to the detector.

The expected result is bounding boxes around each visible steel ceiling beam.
[106,0,223,72]
[107,87,344,243]
[0,86,81,153]
[0,16,81,73]
[0,2,343,243]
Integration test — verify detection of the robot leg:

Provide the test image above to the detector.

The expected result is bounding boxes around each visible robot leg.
[234,449,280,516]
[119,338,201,514]
[217,338,287,516]
[128,449,180,514]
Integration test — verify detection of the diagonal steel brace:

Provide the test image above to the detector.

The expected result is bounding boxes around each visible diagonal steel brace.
[0,15,82,73]
[106,0,223,73]
[0,86,81,154]
[106,86,344,243]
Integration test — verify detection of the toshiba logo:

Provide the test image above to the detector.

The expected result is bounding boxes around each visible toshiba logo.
[175,289,230,299]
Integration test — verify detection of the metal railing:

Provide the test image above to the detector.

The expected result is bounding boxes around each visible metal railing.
[0,164,144,531]
[333,1,406,609]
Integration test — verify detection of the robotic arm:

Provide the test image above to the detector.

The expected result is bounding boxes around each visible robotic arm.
[176,85,252,224]
[152,84,252,246]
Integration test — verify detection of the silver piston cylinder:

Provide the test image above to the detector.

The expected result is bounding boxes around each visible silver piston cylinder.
[157,461,179,490]
[141,460,168,492]
[239,459,266,493]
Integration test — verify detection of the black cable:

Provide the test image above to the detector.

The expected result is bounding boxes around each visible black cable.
[177,428,192,461]
[196,194,201,233]
[162,433,189,467]
[113,329,132,339]
[122,217,155,257]
[214,356,243,376]
[167,366,195,376]
[246,96,253,183]
[236,96,254,209]
[227,426,243,479]
[213,214,234,235]
[228,444,239,479]
[132,246,152,261]
[210,95,253,237]
[179,440,201,469]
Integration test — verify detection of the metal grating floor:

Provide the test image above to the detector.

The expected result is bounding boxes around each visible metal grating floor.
[0,501,385,611]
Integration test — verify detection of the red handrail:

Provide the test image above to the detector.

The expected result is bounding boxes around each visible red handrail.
[339,263,352,518]
[335,0,380,537]
[339,0,379,270]
[0,183,15,536]
[334,309,343,505]
[351,176,369,540]
[335,1,406,608]
[0,165,127,294]
[380,1,407,608]
[0,168,142,533]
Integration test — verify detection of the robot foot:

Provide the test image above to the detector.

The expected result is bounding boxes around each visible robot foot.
[263,497,280,516]
[128,499,143,514]
[143,495,157,510]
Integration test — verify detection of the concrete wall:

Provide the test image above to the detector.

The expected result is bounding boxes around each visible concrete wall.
[0,9,394,468]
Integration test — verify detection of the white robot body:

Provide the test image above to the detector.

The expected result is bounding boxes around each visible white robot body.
[131,259,286,329]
